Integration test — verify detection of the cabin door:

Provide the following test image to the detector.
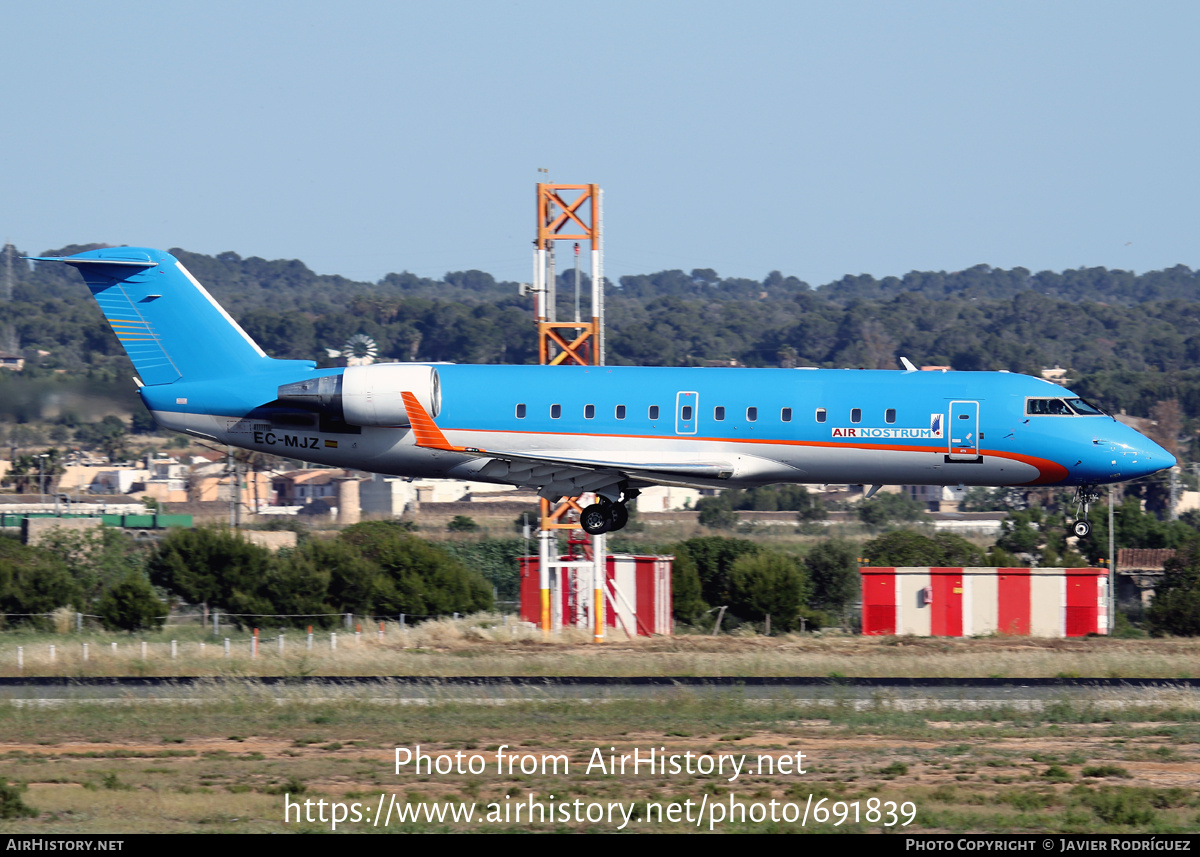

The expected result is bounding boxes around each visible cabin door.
[948,400,979,460]
[675,391,698,435]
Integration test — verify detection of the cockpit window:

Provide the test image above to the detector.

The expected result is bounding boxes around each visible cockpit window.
[1064,398,1106,416]
[1027,397,1105,416]
[1026,398,1073,416]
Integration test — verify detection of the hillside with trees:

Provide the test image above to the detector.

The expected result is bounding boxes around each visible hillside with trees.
[2,243,1199,459]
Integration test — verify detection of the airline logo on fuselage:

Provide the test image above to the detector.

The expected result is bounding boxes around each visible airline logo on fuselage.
[832,413,944,439]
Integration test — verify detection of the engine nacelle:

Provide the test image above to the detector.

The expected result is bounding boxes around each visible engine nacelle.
[277,364,441,427]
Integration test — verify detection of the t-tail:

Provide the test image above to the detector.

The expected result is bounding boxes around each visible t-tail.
[28,247,305,385]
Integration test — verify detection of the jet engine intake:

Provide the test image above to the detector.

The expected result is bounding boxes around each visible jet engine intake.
[277,364,441,427]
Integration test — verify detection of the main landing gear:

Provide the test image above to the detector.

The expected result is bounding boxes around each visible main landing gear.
[579,492,635,535]
[1071,486,1102,538]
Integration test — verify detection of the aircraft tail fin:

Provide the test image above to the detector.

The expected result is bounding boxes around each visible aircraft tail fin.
[29,247,275,385]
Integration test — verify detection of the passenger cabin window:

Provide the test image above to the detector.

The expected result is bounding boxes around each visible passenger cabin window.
[516,403,526,419]
[681,406,693,420]
[851,408,862,423]
[584,404,595,419]
[649,405,660,420]
[551,404,562,419]
[714,406,725,421]
[816,408,827,423]
[781,407,792,422]
[1026,398,1073,416]
[615,405,626,420]
[885,408,896,424]
[746,407,758,422]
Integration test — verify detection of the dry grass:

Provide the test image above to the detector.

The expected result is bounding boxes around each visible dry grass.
[1,684,1199,833]
[2,616,1200,679]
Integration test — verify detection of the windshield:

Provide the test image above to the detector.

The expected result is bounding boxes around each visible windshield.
[1026,398,1073,416]
[1064,398,1107,416]
[1026,397,1107,416]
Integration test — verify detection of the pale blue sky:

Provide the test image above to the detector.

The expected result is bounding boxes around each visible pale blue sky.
[4,1,1197,287]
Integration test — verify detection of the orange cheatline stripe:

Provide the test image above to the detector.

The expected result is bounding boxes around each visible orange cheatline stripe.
[434,425,1069,485]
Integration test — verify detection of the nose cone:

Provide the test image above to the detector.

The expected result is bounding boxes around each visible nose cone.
[1139,439,1177,477]
[1111,430,1176,480]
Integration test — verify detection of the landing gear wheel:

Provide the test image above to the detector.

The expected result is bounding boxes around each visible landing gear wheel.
[580,503,612,535]
[609,503,629,532]
[1071,485,1100,541]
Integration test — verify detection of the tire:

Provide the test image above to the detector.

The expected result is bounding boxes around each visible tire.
[580,503,611,535]
[1073,520,1091,538]
[609,503,629,532]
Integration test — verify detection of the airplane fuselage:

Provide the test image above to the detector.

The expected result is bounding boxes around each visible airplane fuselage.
[141,363,1170,492]
[32,246,1174,511]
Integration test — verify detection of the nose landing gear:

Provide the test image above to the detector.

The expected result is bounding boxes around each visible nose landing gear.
[1071,486,1102,538]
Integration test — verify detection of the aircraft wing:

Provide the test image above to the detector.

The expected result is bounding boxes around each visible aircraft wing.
[400,392,737,499]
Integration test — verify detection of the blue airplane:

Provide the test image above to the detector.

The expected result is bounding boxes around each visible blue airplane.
[32,246,1176,537]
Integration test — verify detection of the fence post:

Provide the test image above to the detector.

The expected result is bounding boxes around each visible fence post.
[171,640,177,660]
[49,644,56,664]
[16,647,22,671]
[140,641,147,659]
[330,632,337,651]
[278,634,284,655]
[82,643,88,662]
[307,626,313,650]
[252,628,259,659]
[224,638,230,658]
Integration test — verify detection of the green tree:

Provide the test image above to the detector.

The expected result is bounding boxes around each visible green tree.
[0,535,79,627]
[673,536,760,608]
[857,491,927,528]
[864,530,985,567]
[447,515,480,533]
[1146,537,1200,636]
[666,547,706,625]
[441,539,524,602]
[339,521,493,616]
[727,551,810,632]
[37,527,144,608]
[803,540,859,613]
[3,448,65,494]
[97,574,167,632]
[74,415,128,460]
[147,527,274,620]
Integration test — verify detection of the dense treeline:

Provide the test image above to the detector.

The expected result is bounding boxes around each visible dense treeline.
[0,523,492,632]
[3,244,1200,433]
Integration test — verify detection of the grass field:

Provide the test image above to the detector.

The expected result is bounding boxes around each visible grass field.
[0,683,1198,833]
[3,615,1200,679]
[1,619,1200,833]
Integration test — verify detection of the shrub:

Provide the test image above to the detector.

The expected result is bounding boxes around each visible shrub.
[97,574,167,632]
[0,781,37,819]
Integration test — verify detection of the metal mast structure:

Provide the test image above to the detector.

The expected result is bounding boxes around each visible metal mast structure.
[530,182,606,641]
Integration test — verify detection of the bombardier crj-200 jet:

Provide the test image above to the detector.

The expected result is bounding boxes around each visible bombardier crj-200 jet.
[33,247,1176,537]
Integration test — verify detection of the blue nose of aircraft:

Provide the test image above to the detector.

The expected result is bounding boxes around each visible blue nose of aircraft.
[1102,428,1176,481]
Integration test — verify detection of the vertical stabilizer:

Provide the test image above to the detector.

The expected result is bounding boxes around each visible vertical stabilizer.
[30,247,269,384]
